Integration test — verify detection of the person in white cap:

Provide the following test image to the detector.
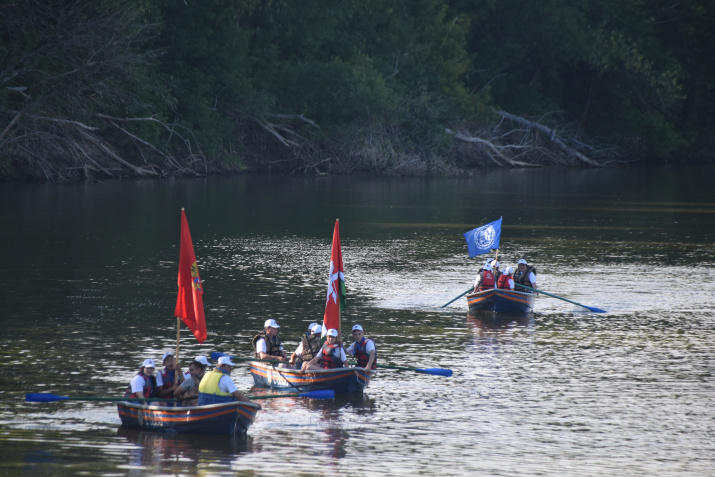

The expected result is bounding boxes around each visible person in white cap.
[174,355,210,406]
[157,351,184,399]
[124,358,161,399]
[513,259,537,292]
[252,319,287,361]
[473,261,496,292]
[304,328,347,371]
[289,323,323,368]
[497,266,515,290]
[490,259,501,281]
[198,356,254,406]
[346,324,376,370]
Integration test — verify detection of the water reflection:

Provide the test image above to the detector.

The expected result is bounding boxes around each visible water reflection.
[115,427,252,474]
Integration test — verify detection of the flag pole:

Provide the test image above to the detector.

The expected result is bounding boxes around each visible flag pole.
[175,316,181,384]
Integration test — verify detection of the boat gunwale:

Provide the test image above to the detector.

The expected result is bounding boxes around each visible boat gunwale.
[116,400,260,411]
[249,362,372,376]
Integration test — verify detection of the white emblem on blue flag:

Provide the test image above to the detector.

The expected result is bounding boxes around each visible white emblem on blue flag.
[474,225,496,249]
[462,217,502,258]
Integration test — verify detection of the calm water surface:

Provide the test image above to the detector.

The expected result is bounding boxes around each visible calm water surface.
[0,166,713,476]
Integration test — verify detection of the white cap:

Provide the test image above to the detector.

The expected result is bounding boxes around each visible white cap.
[311,324,323,334]
[484,263,493,271]
[217,356,236,367]
[518,259,528,265]
[351,324,363,332]
[194,355,210,366]
[491,260,500,268]
[327,328,338,337]
[264,319,280,329]
[504,266,513,275]
[142,359,156,368]
[162,352,173,362]
[308,322,318,331]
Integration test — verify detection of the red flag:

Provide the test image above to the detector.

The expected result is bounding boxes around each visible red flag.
[174,209,207,343]
[322,219,346,340]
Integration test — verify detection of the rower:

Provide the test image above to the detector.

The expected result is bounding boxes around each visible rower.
[497,266,515,290]
[198,356,255,406]
[513,259,537,292]
[473,261,496,292]
[346,324,376,371]
[303,329,347,371]
[124,358,159,399]
[252,319,287,361]
[289,323,322,369]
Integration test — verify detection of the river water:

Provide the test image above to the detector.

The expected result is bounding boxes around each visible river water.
[0,166,713,476]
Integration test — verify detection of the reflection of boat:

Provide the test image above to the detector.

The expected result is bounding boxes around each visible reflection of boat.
[468,312,533,331]
[250,361,370,394]
[466,289,535,313]
[117,400,260,435]
[116,426,253,455]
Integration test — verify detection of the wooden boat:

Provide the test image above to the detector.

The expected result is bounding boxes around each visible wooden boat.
[250,361,370,394]
[117,400,260,435]
[466,288,535,313]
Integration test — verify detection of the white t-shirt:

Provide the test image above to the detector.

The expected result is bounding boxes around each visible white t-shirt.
[256,338,284,354]
[501,277,515,290]
[179,374,202,391]
[130,372,163,394]
[217,375,238,394]
[346,339,375,356]
[293,342,304,355]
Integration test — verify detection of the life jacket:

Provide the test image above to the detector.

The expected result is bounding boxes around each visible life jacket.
[513,266,537,291]
[300,333,322,362]
[353,337,377,370]
[497,274,513,290]
[124,371,157,399]
[319,343,344,369]
[252,331,283,358]
[198,368,235,405]
[159,367,181,390]
[477,270,496,291]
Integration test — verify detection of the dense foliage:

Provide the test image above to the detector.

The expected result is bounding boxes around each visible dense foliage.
[1,0,712,180]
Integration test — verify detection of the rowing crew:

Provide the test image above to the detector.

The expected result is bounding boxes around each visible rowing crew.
[124,353,254,408]
[253,319,376,372]
[473,258,537,293]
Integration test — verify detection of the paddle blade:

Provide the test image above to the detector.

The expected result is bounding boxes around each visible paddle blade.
[416,368,453,377]
[585,306,607,313]
[210,352,226,360]
[26,393,67,403]
[299,390,335,400]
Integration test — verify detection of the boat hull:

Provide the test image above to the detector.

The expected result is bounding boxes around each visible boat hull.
[250,362,370,394]
[467,289,535,313]
[117,401,259,435]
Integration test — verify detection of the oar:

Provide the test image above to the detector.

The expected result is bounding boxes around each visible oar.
[27,390,334,403]
[210,352,283,364]
[376,364,453,377]
[440,287,473,308]
[26,394,175,403]
[515,284,606,313]
[247,390,335,400]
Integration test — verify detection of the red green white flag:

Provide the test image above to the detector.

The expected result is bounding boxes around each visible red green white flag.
[174,209,207,343]
[322,219,346,341]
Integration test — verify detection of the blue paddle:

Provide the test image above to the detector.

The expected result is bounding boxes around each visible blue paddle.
[376,364,453,377]
[515,284,606,313]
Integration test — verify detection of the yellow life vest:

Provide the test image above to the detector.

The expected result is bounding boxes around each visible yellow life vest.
[198,368,231,397]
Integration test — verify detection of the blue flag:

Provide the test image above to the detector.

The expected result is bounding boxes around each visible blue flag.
[463,217,502,257]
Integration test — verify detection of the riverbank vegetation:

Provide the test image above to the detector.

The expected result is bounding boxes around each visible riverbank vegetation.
[1,0,712,181]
